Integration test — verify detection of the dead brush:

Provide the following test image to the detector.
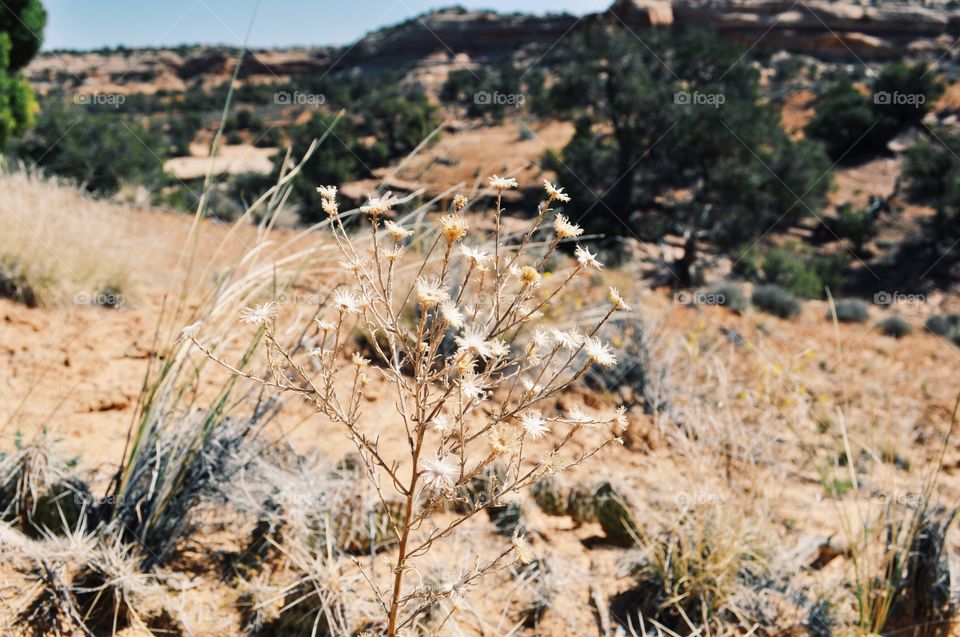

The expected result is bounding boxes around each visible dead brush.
[613,497,769,633]
[0,431,92,538]
[192,176,630,634]
[11,527,170,637]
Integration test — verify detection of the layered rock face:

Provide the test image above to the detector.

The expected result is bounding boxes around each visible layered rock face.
[613,0,957,59]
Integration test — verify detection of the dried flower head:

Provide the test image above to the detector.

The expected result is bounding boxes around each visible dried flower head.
[613,406,629,431]
[544,179,571,203]
[177,320,203,343]
[520,411,549,440]
[332,289,361,314]
[421,456,458,491]
[315,319,336,332]
[440,300,465,329]
[352,353,370,368]
[519,265,541,287]
[455,326,504,360]
[384,220,413,242]
[439,214,469,244]
[416,277,449,308]
[609,287,631,311]
[453,193,469,212]
[489,424,520,456]
[322,198,339,217]
[316,185,338,201]
[553,213,583,240]
[550,328,583,351]
[575,245,603,270]
[430,414,453,435]
[489,174,519,192]
[361,192,400,218]
[585,337,617,369]
[460,245,492,271]
[512,530,535,564]
[240,302,278,326]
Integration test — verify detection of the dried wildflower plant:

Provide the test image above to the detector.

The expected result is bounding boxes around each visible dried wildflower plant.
[194,176,629,634]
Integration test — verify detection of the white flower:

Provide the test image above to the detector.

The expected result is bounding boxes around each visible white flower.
[384,220,413,241]
[441,300,465,329]
[177,320,203,342]
[459,373,487,401]
[240,302,278,326]
[553,213,583,239]
[351,352,370,368]
[612,406,629,431]
[585,337,617,369]
[421,456,458,491]
[332,289,361,314]
[532,328,551,350]
[430,414,453,434]
[361,192,401,218]
[512,530,535,564]
[489,174,519,192]
[575,245,603,270]
[455,326,504,360]
[316,185,338,200]
[609,287,632,311]
[460,245,491,271]
[322,198,339,217]
[520,411,550,439]
[566,407,592,426]
[550,328,583,351]
[544,179,571,203]
[416,277,449,308]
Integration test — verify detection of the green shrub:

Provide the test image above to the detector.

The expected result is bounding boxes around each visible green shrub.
[738,243,849,299]
[876,315,913,339]
[706,283,747,315]
[752,284,803,319]
[829,299,870,323]
[925,314,960,337]
[831,203,876,251]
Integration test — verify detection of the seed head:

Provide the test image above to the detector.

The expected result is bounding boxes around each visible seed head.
[439,214,469,244]
[585,337,617,369]
[575,245,603,270]
[453,193,469,212]
[361,192,400,218]
[512,530,535,564]
[177,321,203,343]
[240,302,279,326]
[520,411,549,439]
[544,179,571,203]
[416,277,449,308]
[352,352,370,368]
[519,265,541,286]
[489,174,519,192]
[440,300,465,329]
[609,287,631,311]
[459,245,492,271]
[384,220,413,242]
[612,406,629,431]
[553,213,583,240]
[332,289,361,314]
[316,185,338,201]
[421,456,458,491]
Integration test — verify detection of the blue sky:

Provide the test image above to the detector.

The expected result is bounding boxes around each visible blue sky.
[43,1,611,50]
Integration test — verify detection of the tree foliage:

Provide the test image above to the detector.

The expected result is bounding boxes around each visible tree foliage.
[542,26,829,265]
[0,0,45,147]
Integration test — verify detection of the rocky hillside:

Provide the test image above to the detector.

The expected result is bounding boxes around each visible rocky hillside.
[28,0,960,95]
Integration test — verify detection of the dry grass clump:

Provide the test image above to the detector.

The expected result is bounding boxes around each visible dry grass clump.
[0,167,140,307]
[189,176,629,634]
[10,529,171,637]
[613,497,770,633]
[0,432,91,538]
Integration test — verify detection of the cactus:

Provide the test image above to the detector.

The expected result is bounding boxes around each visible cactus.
[567,484,598,527]
[532,476,568,516]
[594,482,639,546]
